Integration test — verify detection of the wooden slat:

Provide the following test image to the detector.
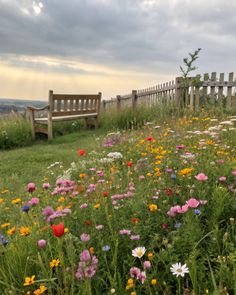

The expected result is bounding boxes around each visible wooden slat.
[57,99,61,112]
[202,73,209,100]
[218,73,224,106]
[210,72,217,103]
[226,72,234,110]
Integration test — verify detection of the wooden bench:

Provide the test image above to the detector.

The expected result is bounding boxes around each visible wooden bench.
[27,90,102,139]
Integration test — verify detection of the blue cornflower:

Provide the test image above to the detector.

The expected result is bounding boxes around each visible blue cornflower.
[174,223,182,228]
[170,174,177,180]
[194,209,201,215]
[102,245,110,251]
[21,205,30,213]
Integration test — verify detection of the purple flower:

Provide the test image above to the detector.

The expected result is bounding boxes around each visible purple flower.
[42,206,54,217]
[28,197,39,206]
[21,205,30,213]
[80,203,88,209]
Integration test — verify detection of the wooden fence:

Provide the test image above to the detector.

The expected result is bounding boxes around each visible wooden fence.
[102,72,236,112]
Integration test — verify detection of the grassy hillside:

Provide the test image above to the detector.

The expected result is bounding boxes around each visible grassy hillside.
[0,106,236,294]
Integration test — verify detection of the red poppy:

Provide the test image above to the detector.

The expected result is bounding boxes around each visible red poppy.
[146,136,154,141]
[165,189,173,196]
[78,149,86,156]
[102,191,108,197]
[85,220,92,226]
[131,218,138,224]
[127,161,133,167]
[162,223,169,229]
[51,222,65,237]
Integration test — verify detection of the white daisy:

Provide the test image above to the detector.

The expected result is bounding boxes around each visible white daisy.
[170,262,189,277]
[132,247,146,258]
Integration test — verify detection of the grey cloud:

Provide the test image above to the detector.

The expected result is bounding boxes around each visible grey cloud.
[0,0,235,75]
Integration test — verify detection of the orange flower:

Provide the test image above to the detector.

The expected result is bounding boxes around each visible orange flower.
[20,227,31,236]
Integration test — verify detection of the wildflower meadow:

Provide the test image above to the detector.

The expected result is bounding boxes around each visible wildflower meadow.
[0,110,236,295]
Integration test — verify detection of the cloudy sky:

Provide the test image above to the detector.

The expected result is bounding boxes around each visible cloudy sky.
[0,0,235,100]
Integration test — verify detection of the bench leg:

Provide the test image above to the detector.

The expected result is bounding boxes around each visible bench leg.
[29,111,36,140]
[84,118,89,129]
[48,121,53,140]
[94,116,99,129]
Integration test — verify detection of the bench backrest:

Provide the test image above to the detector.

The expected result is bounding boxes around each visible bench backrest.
[49,90,102,117]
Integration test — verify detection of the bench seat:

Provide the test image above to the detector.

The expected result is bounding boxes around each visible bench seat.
[27,90,101,139]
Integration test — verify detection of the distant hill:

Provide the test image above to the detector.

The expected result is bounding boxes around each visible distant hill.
[0,98,46,115]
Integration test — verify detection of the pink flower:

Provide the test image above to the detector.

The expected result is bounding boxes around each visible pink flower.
[219,176,226,182]
[186,198,200,208]
[138,271,147,284]
[143,261,151,269]
[130,235,140,240]
[42,183,51,189]
[80,203,88,209]
[130,267,141,278]
[80,250,91,262]
[232,170,236,176]
[216,159,224,164]
[28,197,39,206]
[37,239,47,248]
[119,229,131,235]
[177,204,189,214]
[95,225,104,230]
[80,233,90,242]
[27,182,36,193]
[195,173,208,181]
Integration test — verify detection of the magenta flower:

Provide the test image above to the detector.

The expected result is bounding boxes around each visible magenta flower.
[80,233,90,242]
[37,239,47,248]
[186,198,200,208]
[130,267,141,278]
[42,206,54,216]
[27,182,36,193]
[195,173,208,181]
[80,250,91,262]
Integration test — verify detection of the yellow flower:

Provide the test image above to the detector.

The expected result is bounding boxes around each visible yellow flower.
[127,278,134,286]
[23,275,36,286]
[178,168,194,176]
[148,204,158,212]
[0,198,4,204]
[206,140,214,145]
[93,203,100,209]
[131,292,137,295]
[58,197,65,203]
[11,198,21,204]
[79,173,86,179]
[64,227,69,233]
[89,247,95,254]
[50,259,60,268]
[19,227,31,236]
[146,172,152,177]
[33,285,47,295]
[1,223,10,228]
[1,189,9,194]
[7,226,16,235]
[151,279,157,285]
[148,252,154,260]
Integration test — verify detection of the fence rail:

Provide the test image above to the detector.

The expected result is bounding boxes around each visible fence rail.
[102,72,236,112]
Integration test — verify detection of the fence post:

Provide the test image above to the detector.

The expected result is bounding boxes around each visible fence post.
[101,100,106,112]
[117,95,121,112]
[175,77,183,107]
[226,72,234,110]
[132,90,138,110]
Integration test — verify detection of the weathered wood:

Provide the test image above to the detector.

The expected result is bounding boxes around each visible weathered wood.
[227,72,234,110]
[218,73,224,105]
[27,90,101,140]
[210,72,217,104]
